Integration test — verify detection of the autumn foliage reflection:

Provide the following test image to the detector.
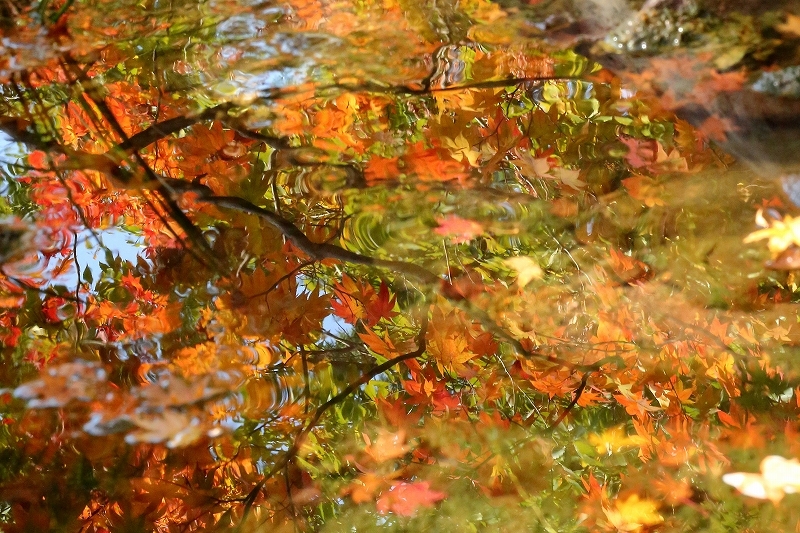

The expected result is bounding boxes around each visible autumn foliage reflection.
[1,0,800,531]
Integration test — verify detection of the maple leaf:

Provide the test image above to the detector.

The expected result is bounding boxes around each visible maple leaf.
[120,271,145,296]
[651,475,693,506]
[620,137,657,169]
[744,210,800,254]
[503,256,542,287]
[332,276,395,327]
[376,481,446,516]
[604,494,663,531]
[614,390,661,419]
[606,248,653,283]
[343,472,387,504]
[404,142,469,183]
[331,274,371,324]
[588,426,642,455]
[707,317,730,342]
[468,330,497,358]
[363,429,410,464]
[126,409,213,448]
[514,149,586,189]
[576,387,607,407]
[697,115,737,143]
[358,328,398,358]
[704,69,747,93]
[429,332,477,375]
[443,134,482,167]
[365,282,398,324]
[530,371,575,398]
[622,175,665,208]
[549,166,585,190]
[717,409,741,428]
[434,215,484,244]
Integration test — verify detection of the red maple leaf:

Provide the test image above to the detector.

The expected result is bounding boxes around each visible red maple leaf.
[365,282,398,324]
[620,137,657,169]
[376,481,446,516]
[434,215,484,244]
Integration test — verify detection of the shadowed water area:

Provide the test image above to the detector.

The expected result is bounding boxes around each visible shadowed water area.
[3,0,800,531]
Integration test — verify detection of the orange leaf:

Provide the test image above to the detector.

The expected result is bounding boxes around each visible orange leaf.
[358,328,398,358]
[717,410,741,428]
[363,429,410,463]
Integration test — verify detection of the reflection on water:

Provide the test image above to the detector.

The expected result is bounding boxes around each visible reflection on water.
[2,0,800,531]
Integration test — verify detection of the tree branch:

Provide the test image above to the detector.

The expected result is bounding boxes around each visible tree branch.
[235,312,430,529]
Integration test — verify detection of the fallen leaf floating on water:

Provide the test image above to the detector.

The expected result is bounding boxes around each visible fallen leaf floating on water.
[503,256,543,287]
[126,409,223,448]
[723,455,800,503]
[776,13,800,38]
[744,210,800,255]
[513,148,586,189]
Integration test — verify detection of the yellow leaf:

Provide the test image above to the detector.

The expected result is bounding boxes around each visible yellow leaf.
[503,256,543,287]
[777,14,800,37]
[429,332,476,375]
[604,494,663,532]
[443,134,482,167]
[744,210,800,254]
[588,426,641,455]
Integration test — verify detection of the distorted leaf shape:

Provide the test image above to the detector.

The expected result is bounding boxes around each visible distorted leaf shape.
[443,134,482,167]
[776,14,800,37]
[765,246,800,270]
[744,210,800,254]
[219,141,248,160]
[0,217,36,264]
[723,455,800,503]
[514,149,585,189]
[376,481,446,516]
[503,256,542,286]
[126,409,220,448]
[363,429,410,463]
[13,361,109,408]
[343,472,389,504]
[622,175,665,207]
[603,494,663,532]
[434,215,485,244]
[588,426,641,455]
[136,375,225,408]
